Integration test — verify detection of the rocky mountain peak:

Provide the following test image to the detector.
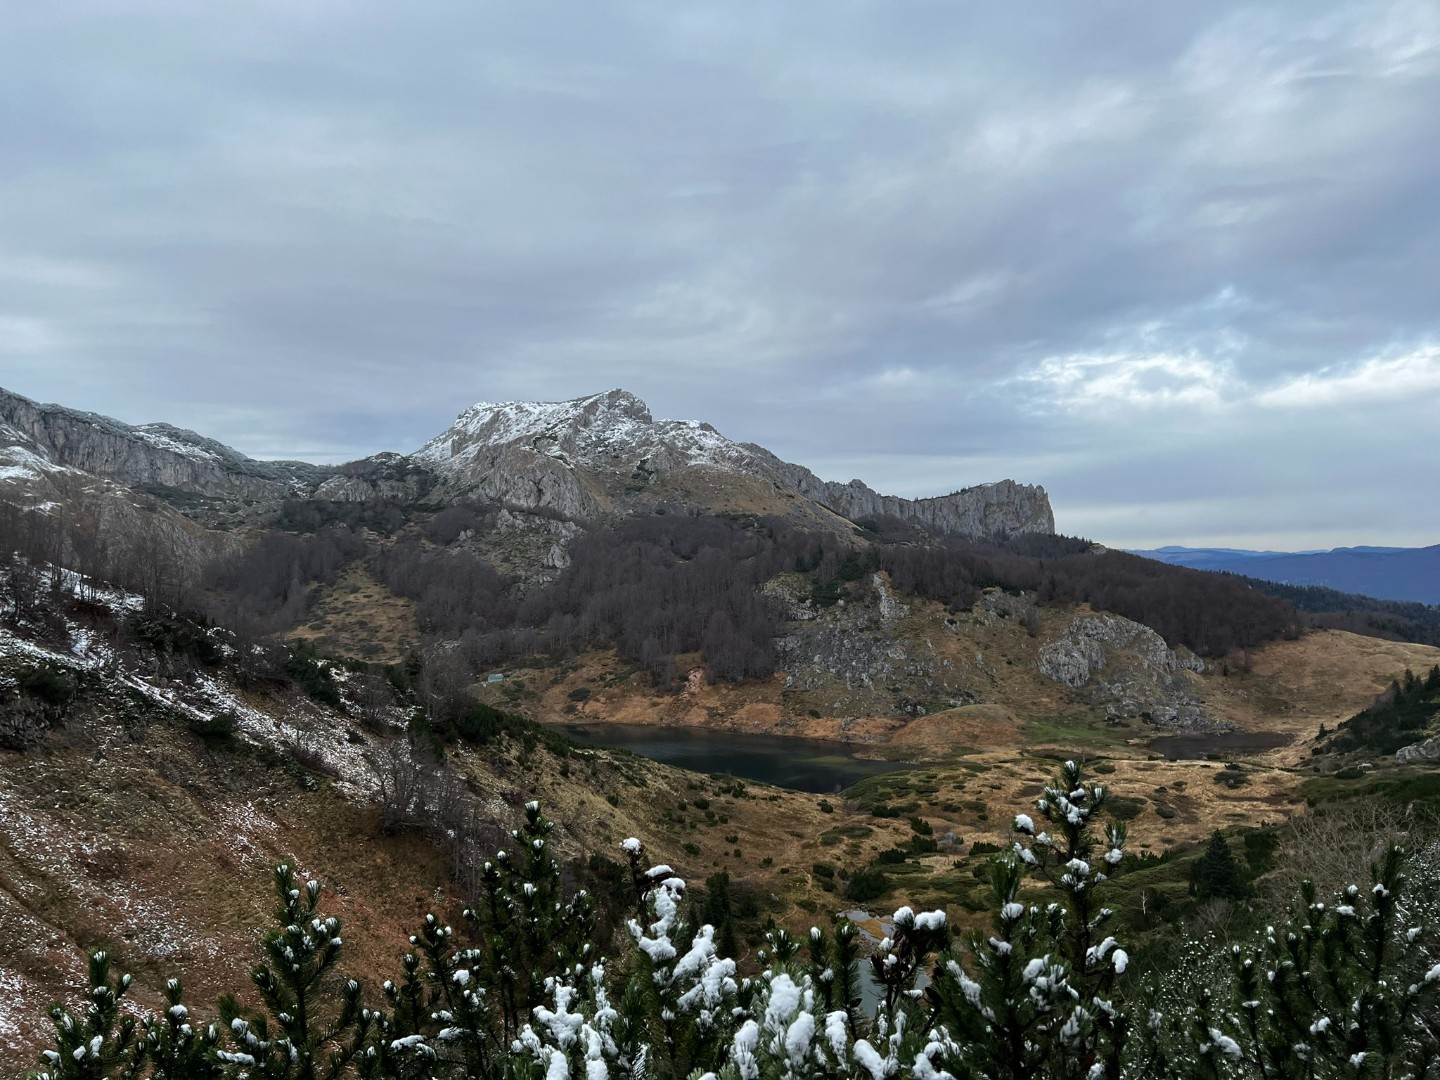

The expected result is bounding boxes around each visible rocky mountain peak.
[413,388,755,478]
[409,388,1053,539]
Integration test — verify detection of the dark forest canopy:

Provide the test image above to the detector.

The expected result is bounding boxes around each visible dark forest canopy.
[0,498,1394,690]
[1237,575,1440,648]
[174,501,1312,685]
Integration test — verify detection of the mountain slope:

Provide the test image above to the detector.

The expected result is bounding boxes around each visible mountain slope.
[0,386,331,504]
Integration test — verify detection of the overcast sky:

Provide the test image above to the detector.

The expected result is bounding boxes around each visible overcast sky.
[2,2,1438,549]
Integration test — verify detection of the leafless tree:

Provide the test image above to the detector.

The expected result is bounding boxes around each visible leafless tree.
[369,735,439,833]
[1269,798,1440,902]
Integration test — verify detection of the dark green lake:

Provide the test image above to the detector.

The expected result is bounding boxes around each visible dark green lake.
[550,723,915,793]
[1149,731,1294,759]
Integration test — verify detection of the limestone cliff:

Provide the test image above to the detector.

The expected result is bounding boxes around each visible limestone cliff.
[0,386,329,502]
[747,449,1054,537]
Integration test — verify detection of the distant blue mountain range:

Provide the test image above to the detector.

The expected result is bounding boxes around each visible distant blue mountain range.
[1130,544,1440,606]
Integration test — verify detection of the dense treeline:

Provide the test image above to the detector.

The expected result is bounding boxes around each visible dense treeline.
[1029,548,1300,656]
[1323,664,1440,755]
[1240,577,1440,647]
[206,526,368,636]
[371,514,834,684]
[199,503,1308,685]
[877,539,1298,657]
[0,492,1346,690]
[0,499,197,616]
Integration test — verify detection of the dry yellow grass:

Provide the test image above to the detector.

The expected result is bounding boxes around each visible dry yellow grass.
[287,564,419,663]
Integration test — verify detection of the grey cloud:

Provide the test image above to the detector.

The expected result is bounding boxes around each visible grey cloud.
[0,1,1437,545]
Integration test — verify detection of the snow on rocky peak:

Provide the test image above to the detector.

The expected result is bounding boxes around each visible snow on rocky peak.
[130,424,226,464]
[413,389,758,476]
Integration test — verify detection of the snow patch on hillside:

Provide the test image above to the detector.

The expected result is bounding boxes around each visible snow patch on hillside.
[0,579,379,800]
[131,425,224,463]
[0,444,63,484]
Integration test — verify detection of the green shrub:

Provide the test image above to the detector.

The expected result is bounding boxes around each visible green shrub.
[844,866,890,903]
[1105,795,1146,821]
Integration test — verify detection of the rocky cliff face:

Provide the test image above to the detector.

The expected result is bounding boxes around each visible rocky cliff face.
[1396,734,1440,765]
[1038,614,1220,732]
[0,387,330,502]
[311,452,435,503]
[751,450,1053,537]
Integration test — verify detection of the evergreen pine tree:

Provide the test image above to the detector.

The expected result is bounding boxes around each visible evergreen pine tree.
[33,951,142,1080]
[1200,843,1440,1078]
[1190,830,1248,902]
[924,758,1132,1080]
[221,863,374,1079]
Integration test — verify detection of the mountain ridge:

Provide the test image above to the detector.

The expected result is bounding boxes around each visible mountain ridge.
[1134,543,1440,606]
[0,384,1053,540]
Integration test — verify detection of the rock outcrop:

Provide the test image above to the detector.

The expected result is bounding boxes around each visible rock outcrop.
[1039,614,1220,732]
[1396,735,1440,765]
[752,451,1054,537]
[778,615,934,707]
[311,453,435,503]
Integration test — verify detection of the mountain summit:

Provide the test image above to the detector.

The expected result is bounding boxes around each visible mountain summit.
[413,388,761,491]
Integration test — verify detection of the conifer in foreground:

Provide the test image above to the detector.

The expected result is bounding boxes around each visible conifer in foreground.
[30,760,1440,1079]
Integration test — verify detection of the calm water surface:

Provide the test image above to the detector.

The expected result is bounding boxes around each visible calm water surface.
[551,723,914,793]
[1149,731,1293,759]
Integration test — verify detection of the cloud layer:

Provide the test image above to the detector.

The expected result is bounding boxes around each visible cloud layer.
[1,1,1437,547]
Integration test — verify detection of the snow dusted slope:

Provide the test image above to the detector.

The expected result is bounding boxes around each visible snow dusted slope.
[0,385,331,502]
[413,388,1053,537]
[0,382,1053,538]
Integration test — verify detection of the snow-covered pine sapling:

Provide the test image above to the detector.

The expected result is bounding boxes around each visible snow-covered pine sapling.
[367,915,454,1079]
[869,905,950,1016]
[608,835,741,1080]
[33,950,141,1080]
[222,862,373,1079]
[130,977,225,1079]
[921,856,1076,1080]
[1205,842,1440,1079]
[804,918,863,1040]
[1012,759,1128,981]
[464,801,598,1047]
[925,758,1130,1080]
